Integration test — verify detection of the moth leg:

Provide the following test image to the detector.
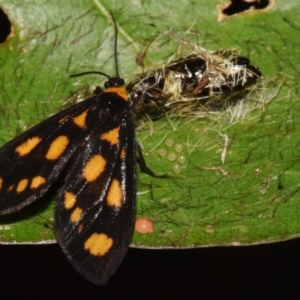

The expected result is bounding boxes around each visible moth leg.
[136,143,168,178]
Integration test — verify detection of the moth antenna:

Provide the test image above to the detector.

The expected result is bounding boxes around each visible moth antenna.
[110,11,120,78]
[70,71,110,79]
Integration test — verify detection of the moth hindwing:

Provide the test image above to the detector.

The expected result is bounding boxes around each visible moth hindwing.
[0,15,136,286]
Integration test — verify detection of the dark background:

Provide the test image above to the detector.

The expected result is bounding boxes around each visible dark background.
[0,239,299,298]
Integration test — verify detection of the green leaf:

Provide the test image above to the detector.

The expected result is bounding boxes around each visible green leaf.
[0,0,300,248]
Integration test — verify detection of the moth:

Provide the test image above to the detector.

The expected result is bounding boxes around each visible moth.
[0,14,136,285]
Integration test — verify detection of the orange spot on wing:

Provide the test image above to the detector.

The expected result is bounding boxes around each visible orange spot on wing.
[100,126,120,146]
[45,135,69,160]
[78,224,84,234]
[64,192,77,209]
[84,233,113,256]
[120,147,126,159]
[31,176,46,189]
[15,137,42,156]
[71,207,83,223]
[106,179,123,207]
[82,155,106,182]
[72,110,88,128]
[16,179,29,193]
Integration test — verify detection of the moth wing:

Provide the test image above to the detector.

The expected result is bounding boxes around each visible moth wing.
[55,114,136,285]
[0,96,99,214]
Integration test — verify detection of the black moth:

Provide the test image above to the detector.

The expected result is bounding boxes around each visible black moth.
[0,14,136,285]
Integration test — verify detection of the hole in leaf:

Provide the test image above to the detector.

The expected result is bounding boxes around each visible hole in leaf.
[0,7,11,43]
[223,0,271,16]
